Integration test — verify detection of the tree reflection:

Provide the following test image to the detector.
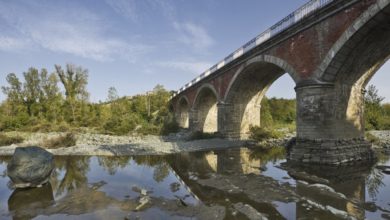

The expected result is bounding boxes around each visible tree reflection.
[366,166,385,199]
[52,156,91,196]
[248,146,285,163]
[97,156,131,175]
[153,163,170,183]
[132,155,170,183]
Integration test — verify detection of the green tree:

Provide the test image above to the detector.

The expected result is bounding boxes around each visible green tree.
[260,97,273,128]
[55,64,89,124]
[23,68,42,117]
[40,71,63,122]
[364,85,385,130]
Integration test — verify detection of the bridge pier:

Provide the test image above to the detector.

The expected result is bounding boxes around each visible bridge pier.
[290,82,375,165]
[218,102,261,139]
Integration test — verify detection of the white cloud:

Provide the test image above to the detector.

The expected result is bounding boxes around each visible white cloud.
[0,1,151,62]
[174,22,214,50]
[0,37,29,51]
[158,61,213,75]
[26,21,151,62]
[104,0,139,23]
[104,0,175,23]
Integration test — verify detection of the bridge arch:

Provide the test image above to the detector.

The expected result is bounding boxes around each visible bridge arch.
[191,83,219,133]
[222,55,298,138]
[176,96,190,128]
[314,1,390,138]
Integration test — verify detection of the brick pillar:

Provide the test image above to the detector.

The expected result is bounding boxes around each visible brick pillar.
[218,102,261,139]
[189,108,199,132]
[291,82,374,164]
[218,102,236,138]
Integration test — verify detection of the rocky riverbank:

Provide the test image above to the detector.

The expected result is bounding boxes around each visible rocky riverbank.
[0,131,251,156]
[368,130,390,151]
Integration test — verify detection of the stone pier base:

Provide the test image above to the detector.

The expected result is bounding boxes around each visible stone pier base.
[289,138,376,165]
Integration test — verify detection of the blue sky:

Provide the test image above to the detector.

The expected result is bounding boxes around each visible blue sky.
[0,0,389,102]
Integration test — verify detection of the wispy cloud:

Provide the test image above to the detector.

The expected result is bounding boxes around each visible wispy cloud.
[0,36,30,51]
[158,60,213,75]
[173,22,214,51]
[104,0,139,23]
[0,1,151,62]
[104,0,176,23]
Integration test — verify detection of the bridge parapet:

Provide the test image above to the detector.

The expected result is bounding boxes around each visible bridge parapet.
[172,0,334,98]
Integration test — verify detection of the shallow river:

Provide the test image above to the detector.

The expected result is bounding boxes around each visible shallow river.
[0,147,390,219]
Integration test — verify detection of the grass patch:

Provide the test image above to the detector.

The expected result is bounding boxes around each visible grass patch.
[189,131,219,140]
[0,133,24,146]
[249,126,283,142]
[41,133,77,149]
[365,132,381,145]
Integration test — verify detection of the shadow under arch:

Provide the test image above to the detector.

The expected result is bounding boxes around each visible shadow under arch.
[191,83,220,133]
[313,2,390,138]
[222,55,298,139]
[176,95,190,128]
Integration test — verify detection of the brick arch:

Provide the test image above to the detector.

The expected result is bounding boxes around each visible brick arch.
[192,83,220,107]
[311,1,390,138]
[176,95,190,109]
[317,1,390,83]
[192,83,219,133]
[223,55,299,102]
[221,55,298,139]
[176,95,190,128]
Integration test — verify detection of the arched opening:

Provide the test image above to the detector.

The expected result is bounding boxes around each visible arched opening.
[176,97,189,128]
[192,85,218,133]
[223,56,298,139]
[319,3,390,139]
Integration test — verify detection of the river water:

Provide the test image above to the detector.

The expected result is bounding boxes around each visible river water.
[0,147,389,219]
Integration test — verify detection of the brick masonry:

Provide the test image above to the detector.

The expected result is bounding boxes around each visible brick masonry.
[171,0,390,164]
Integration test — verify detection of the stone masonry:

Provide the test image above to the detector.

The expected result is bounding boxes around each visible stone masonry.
[171,0,390,164]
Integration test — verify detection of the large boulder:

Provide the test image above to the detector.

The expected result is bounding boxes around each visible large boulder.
[7,146,54,188]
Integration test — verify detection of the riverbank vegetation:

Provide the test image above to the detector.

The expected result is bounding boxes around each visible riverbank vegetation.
[0,133,24,146]
[0,64,177,136]
[0,64,388,138]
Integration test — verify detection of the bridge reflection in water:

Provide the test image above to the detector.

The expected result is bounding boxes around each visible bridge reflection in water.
[1,149,389,219]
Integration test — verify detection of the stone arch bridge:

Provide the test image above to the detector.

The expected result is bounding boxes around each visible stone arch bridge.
[170,0,390,164]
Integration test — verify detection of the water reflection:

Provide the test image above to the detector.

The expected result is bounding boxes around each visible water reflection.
[8,183,54,220]
[287,164,371,219]
[0,148,389,219]
[51,156,91,196]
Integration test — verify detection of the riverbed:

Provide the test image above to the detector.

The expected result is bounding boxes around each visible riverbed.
[1,146,390,219]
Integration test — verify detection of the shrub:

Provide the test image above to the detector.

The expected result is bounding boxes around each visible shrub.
[42,133,76,149]
[249,126,282,142]
[189,131,219,140]
[0,133,24,146]
[365,132,380,145]
[160,120,180,135]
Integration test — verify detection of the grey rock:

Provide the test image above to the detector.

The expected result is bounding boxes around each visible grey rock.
[7,146,54,188]
[233,202,268,220]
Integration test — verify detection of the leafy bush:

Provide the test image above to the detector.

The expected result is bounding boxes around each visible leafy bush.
[160,120,180,135]
[0,133,24,146]
[189,131,219,140]
[365,132,380,145]
[41,133,76,149]
[249,126,282,142]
